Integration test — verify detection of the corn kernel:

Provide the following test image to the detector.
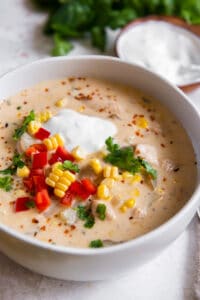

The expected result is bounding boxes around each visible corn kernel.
[63,170,76,182]
[55,182,69,192]
[97,184,110,200]
[90,159,102,174]
[27,120,41,135]
[132,174,142,183]
[37,111,52,123]
[71,146,86,161]
[122,171,133,180]
[103,165,111,178]
[49,173,59,182]
[78,105,85,112]
[120,205,127,213]
[132,188,140,197]
[136,116,149,129]
[16,166,30,178]
[54,134,64,146]
[43,134,64,150]
[54,189,65,198]
[52,168,63,177]
[110,166,119,179]
[55,99,64,107]
[59,177,71,186]
[45,177,56,188]
[101,178,115,189]
[125,198,136,208]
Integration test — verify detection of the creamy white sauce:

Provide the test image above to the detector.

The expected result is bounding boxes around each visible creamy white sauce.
[44,109,117,153]
[117,21,200,85]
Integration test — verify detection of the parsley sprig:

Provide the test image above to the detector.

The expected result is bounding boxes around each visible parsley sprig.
[0,176,12,192]
[89,239,103,248]
[96,203,106,221]
[13,110,35,140]
[60,160,80,173]
[76,205,95,229]
[104,137,157,179]
[0,152,25,175]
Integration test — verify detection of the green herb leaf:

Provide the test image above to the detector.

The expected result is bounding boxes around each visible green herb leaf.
[104,137,157,179]
[0,152,25,175]
[76,205,95,229]
[96,203,106,220]
[89,239,103,248]
[52,34,73,56]
[0,176,12,192]
[60,160,80,173]
[13,110,35,140]
[25,200,36,209]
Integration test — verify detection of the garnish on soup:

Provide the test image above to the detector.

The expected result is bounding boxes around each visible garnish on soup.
[0,77,196,248]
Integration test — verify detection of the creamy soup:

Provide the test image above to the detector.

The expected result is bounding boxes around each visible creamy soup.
[0,77,197,248]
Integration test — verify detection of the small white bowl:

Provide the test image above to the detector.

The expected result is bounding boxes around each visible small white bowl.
[0,56,199,281]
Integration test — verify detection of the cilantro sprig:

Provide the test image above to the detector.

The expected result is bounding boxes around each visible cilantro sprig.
[13,110,35,140]
[76,205,95,229]
[104,137,157,180]
[96,203,106,221]
[60,160,80,173]
[0,176,12,192]
[89,239,103,248]
[0,152,25,176]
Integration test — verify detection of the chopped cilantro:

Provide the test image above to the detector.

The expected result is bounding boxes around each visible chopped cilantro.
[0,152,25,175]
[25,200,36,209]
[104,137,157,179]
[60,160,80,173]
[96,203,106,220]
[76,205,95,229]
[89,239,103,248]
[13,110,35,140]
[0,176,12,192]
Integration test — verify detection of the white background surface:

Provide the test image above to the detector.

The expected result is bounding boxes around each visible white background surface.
[0,1,199,299]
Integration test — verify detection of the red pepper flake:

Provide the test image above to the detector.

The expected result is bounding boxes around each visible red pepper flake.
[40,225,46,231]
[170,141,173,144]
[68,77,75,82]
[61,81,66,85]
[150,115,155,121]
[34,232,38,237]
[70,225,76,230]
[44,88,49,92]
[64,229,69,234]
[23,101,28,105]
[161,143,165,148]
[163,177,167,182]
[32,218,39,224]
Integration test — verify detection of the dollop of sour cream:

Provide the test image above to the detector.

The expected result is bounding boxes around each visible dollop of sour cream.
[44,109,117,153]
[117,21,200,86]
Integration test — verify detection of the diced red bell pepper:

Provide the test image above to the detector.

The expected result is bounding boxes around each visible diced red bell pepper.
[81,178,97,195]
[35,189,51,211]
[60,190,74,206]
[23,177,34,192]
[34,127,50,140]
[30,168,44,177]
[56,146,74,162]
[25,143,47,157]
[15,197,32,212]
[69,180,95,200]
[48,152,62,165]
[33,175,47,192]
[32,151,48,169]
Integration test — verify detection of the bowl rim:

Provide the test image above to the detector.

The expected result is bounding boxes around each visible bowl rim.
[0,54,200,256]
[115,15,200,93]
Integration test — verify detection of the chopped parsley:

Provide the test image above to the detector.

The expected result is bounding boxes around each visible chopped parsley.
[25,200,36,209]
[89,239,103,248]
[104,137,157,179]
[13,110,35,140]
[96,203,106,220]
[76,205,95,229]
[0,176,12,192]
[60,160,80,173]
[0,152,25,175]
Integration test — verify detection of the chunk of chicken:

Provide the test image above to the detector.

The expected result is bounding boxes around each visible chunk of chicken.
[135,144,159,166]
[92,200,116,220]
[17,132,40,153]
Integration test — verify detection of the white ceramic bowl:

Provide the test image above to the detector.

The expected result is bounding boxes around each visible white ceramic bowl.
[0,56,199,281]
